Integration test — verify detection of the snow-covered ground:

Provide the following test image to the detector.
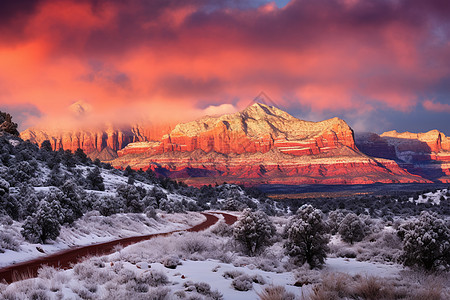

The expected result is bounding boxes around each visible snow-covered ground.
[409,188,448,205]
[325,257,401,277]
[0,212,205,268]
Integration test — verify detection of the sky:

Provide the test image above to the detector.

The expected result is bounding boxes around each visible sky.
[0,0,449,134]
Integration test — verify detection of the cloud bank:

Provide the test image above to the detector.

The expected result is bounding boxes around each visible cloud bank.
[0,0,449,133]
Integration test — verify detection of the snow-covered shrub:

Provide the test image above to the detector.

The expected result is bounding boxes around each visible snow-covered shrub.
[293,265,322,286]
[251,274,266,285]
[211,220,233,237]
[0,231,20,252]
[159,199,184,213]
[398,211,450,271]
[223,270,244,279]
[161,256,181,269]
[0,177,9,196]
[178,234,209,254]
[37,266,58,280]
[73,259,114,285]
[94,195,124,216]
[284,204,329,269]
[351,230,402,263]
[338,213,367,244]
[257,285,295,300]
[28,289,51,300]
[183,281,223,299]
[71,285,97,300]
[233,209,275,255]
[116,268,137,284]
[231,274,253,291]
[335,247,358,258]
[0,214,13,225]
[145,206,158,219]
[327,209,348,234]
[139,270,169,287]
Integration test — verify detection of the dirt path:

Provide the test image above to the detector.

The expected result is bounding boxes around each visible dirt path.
[0,212,237,283]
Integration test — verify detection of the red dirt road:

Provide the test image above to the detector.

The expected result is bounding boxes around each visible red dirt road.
[0,212,237,283]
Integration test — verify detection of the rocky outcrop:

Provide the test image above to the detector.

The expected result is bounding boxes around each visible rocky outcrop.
[380,130,450,161]
[355,130,450,183]
[0,112,19,136]
[112,103,430,185]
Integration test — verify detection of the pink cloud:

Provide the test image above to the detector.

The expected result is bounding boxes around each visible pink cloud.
[423,100,450,113]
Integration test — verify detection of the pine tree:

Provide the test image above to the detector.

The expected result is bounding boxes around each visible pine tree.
[233,209,275,255]
[285,204,329,269]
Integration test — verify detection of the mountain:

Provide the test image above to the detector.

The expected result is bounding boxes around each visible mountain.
[356,130,450,182]
[111,103,429,186]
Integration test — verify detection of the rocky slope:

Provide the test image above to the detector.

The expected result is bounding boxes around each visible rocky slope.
[112,103,429,185]
[356,130,450,183]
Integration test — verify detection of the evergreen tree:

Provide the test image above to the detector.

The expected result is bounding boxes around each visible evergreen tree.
[74,148,88,164]
[40,140,53,152]
[398,211,450,271]
[60,180,84,223]
[233,209,275,256]
[116,184,143,213]
[86,167,105,191]
[338,213,367,244]
[21,198,63,243]
[93,195,124,216]
[285,205,329,269]
[46,164,64,187]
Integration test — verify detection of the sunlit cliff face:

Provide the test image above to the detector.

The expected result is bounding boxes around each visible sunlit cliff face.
[0,0,450,133]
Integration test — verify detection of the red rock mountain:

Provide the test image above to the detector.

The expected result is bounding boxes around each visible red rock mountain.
[356,130,450,182]
[20,123,173,161]
[112,103,430,186]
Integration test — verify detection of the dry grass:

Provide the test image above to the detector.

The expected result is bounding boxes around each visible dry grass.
[11,268,35,282]
[410,277,445,300]
[257,285,295,300]
[305,272,449,300]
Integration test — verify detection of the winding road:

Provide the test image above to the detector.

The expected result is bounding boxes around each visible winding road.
[0,212,237,283]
